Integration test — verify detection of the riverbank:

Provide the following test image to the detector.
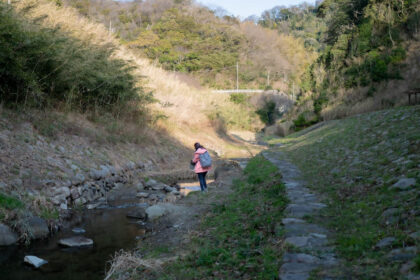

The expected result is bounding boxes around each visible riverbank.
[268,105,420,279]
[105,156,288,279]
[0,107,262,247]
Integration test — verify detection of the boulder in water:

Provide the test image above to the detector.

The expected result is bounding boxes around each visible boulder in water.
[24,255,48,268]
[145,179,166,190]
[58,236,93,247]
[72,228,86,234]
[164,186,175,193]
[27,217,49,239]
[0,223,18,246]
[127,208,147,220]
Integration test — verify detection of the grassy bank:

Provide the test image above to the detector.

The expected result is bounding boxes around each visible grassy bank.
[269,106,420,278]
[106,155,288,279]
[162,156,287,279]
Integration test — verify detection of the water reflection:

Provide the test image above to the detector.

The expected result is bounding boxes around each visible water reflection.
[179,180,214,196]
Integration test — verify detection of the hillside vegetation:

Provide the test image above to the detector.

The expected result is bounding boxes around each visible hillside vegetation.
[63,0,314,90]
[260,0,420,127]
[0,0,149,116]
[1,0,264,155]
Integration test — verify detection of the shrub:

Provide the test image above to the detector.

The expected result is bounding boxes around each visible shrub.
[370,59,388,82]
[256,101,277,125]
[0,2,148,115]
[293,112,319,129]
[229,93,248,105]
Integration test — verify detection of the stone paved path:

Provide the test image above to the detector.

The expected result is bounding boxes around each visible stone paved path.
[263,151,340,280]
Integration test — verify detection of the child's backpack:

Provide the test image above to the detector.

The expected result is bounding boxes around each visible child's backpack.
[199,151,212,168]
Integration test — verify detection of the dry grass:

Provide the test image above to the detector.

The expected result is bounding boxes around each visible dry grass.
[105,250,178,280]
[9,0,262,157]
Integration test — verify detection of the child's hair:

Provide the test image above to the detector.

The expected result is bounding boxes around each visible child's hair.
[194,142,203,150]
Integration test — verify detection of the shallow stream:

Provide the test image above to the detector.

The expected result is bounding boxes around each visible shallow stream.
[0,182,203,280]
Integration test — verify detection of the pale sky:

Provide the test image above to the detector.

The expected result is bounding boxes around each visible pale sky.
[197,0,315,18]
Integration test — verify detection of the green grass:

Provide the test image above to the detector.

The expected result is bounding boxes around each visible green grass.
[415,254,420,272]
[268,106,420,278]
[0,193,24,210]
[157,155,288,279]
[39,206,59,220]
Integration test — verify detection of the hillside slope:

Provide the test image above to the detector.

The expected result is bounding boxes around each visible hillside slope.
[269,105,420,278]
[6,0,262,152]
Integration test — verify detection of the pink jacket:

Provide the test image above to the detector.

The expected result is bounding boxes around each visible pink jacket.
[192,148,212,174]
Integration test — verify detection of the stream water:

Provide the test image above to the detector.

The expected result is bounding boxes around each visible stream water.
[0,205,144,280]
[0,182,203,280]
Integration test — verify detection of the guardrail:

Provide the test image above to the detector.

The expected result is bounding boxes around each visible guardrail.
[212,89,276,94]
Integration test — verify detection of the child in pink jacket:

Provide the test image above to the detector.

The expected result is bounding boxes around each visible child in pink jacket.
[191,142,211,192]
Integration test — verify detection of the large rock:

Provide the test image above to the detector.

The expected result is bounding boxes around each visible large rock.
[0,223,18,246]
[387,247,418,262]
[145,179,167,191]
[125,161,136,170]
[55,186,70,198]
[375,237,396,249]
[51,194,67,206]
[127,208,147,219]
[136,192,149,198]
[90,168,109,180]
[58,236,93,247]
[145,205,167,220]
[135,182,144,191]
[70,188,80,200]
[164,186,175,193]
[409,231,420,240]
[24,255,48,268]
[381,208,400,225]
[391,178,416,190]
[27,217,49,239]
[71,173,85,185]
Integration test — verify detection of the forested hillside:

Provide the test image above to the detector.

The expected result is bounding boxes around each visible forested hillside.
[63,0,314,90]
[259,3,327,52]
[261,0,420,125]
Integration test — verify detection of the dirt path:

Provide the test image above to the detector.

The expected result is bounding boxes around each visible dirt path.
[263,150,341,280]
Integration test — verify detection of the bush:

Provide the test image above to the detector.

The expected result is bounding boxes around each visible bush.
[0,2,148,115]
[293,112,318,129]
[256,101,277,125]
[229,93,248,105]
[370,59,388,82]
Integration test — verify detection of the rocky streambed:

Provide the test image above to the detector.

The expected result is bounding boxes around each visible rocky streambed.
[0,177,201,280]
